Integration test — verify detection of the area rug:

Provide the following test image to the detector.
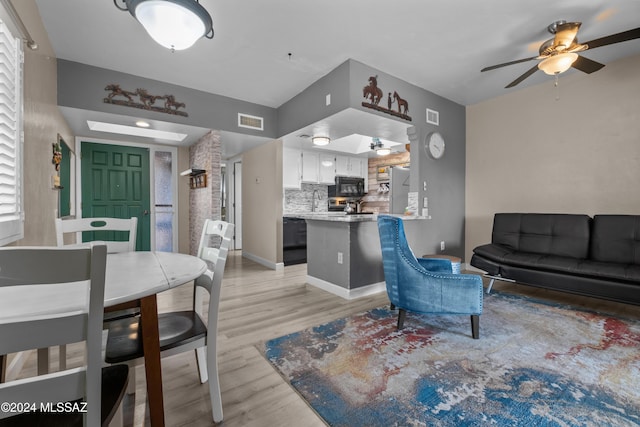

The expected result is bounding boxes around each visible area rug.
[264,292,640,426]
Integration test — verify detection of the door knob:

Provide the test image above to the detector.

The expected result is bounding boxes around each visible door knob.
[143,210,149,215]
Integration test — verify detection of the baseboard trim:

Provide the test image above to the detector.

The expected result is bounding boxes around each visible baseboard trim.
[306,275,386,300]
[242,251,284,271]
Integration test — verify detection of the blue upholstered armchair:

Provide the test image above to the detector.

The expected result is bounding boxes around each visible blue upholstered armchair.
[377,215,483,339]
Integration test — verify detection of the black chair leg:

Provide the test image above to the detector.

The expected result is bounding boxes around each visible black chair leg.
[397,309,406,330]
[471,315,480,339]
[390,303,395,310]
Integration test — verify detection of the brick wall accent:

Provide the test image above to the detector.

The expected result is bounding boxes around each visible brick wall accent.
[188,130,222,255]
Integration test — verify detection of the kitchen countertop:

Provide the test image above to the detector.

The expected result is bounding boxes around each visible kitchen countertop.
[285,212,428,222]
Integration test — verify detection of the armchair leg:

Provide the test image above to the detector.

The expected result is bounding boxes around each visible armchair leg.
[471,315,480,339]
[397,309,406,330]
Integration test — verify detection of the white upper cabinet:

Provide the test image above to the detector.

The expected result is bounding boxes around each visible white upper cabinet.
[301,151,320,183]
[335,155,365,178]
[286,150,366,187]
[318,154,336,184]
[283,147,302,189]
[302,152,337,184]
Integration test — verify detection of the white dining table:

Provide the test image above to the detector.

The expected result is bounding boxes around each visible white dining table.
[0,251,207,427]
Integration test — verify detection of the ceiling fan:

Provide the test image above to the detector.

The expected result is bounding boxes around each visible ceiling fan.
[481,21,640,88]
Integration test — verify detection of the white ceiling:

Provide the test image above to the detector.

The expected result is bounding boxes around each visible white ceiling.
[34,0,640,157]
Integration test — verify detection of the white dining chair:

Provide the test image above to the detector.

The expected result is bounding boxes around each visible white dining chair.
[105,219,234,423]
[53,216,139,372]
[55,217,138,253]
[0,244,129,427]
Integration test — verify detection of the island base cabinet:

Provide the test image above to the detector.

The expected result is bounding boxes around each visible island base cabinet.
[305,216,431,298]
[306,221,384,291]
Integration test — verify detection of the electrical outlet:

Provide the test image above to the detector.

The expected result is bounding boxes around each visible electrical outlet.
[326,94,331,106]
[337,252,343,264]
[440,241,445,251]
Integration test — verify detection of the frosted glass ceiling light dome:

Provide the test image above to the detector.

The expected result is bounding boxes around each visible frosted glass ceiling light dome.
[538,52,578,75]
[115,0,214,51]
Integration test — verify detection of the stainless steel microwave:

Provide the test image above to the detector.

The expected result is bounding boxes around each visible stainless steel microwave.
[329,177,365,198]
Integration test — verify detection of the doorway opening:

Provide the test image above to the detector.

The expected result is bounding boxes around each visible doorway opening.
[76,138,178,252]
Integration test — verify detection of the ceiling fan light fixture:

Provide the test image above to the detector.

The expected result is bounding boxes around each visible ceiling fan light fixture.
[370,138,391,156]
[117,0,214,51]
[538,52,578,75]
[312,136,330,146]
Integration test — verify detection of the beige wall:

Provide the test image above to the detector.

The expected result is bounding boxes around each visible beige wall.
[242,139,283,266]
[12,0,74,246]
[466,54,640,262]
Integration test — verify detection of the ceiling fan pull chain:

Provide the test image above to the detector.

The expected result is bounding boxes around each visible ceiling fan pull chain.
[554,73,561,101]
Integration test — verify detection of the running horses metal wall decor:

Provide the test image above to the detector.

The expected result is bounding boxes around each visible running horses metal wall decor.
[362,76,412,121]
[104,84,188,117]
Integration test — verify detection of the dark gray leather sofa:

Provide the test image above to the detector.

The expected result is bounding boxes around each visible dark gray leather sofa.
[471,213,640,305]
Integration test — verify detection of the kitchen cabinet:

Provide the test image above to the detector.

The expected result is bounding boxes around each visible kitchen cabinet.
[336,155,365,178]
[301,151,336,184]
[283,147,302,189]
[318,154,336,184]
[301,151,320,183]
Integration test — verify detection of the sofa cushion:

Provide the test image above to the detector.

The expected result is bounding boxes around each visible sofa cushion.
[590,215,640,265]
[474,243,640,283]
[492,213,591,259]
[576,260,640,283]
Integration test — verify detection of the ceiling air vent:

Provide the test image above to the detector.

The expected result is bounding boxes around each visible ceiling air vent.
[426,108,439,126]
[238,113,264,131]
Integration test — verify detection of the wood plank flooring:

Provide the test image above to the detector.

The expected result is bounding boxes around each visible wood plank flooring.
[13,252,640,426]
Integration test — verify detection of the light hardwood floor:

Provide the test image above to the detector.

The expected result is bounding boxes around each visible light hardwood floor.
[14,251,640,426]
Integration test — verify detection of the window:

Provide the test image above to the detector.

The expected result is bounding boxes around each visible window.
[0,17,24,245]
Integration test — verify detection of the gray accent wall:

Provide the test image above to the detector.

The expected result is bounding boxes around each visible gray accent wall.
[348,60,467,260]
[57,59,278,138]
[277,59,467,260]
[277,60,351,137]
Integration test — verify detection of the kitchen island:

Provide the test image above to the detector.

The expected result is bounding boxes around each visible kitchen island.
[292,213,428,299]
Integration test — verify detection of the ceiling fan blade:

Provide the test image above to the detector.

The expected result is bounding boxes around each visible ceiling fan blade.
[583,27,640,50]
[481,56,538,72]
[553,22,581,49]
[571,55,605,74]
[505,65,539,88]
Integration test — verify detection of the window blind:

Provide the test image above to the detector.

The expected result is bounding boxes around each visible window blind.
[0,18,23,245]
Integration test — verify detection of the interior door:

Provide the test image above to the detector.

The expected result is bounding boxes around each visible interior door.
[81,142,151,250]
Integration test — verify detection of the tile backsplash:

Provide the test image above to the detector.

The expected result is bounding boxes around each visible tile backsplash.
[284,183,329,214]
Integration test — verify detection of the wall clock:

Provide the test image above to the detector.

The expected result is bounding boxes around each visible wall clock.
[425,132,445,160]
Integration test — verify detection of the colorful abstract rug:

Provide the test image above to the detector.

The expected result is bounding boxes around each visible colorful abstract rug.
[264,292,640,426]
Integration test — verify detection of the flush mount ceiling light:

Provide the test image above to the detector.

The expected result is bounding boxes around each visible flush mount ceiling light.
[538,52,579,75]
[114,0,214,51]
[370,138,391,156]
[312,136,330,146]
[135,120,150,128]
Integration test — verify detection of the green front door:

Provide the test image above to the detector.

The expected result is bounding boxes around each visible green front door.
[81,142,151,250]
